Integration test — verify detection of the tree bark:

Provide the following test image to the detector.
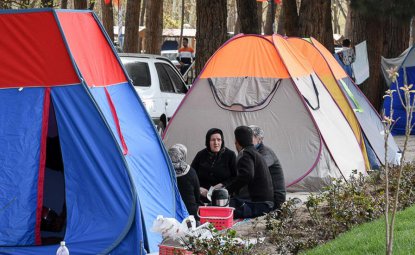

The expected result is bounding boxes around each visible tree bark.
[411,17,415,46]
[188,1,196,28]
[347,3,385,111]
[236,0,259,34]
[180,0,185,46]
[227,0,237,33]
[101,0,114,43]
[332,2,340,34]
[61,0,68,9]
[383,16,410,58]
[265,0,277,35]
[123,0,141,53]
[276,3,285,35]
[347,1,411,111]
[139,0,146,26]
[298,0,334,52]
[74,0,87,9]
[283,0,299,36]
[196,0,227,76]
[257,2,263,34]
[145,0,163,54]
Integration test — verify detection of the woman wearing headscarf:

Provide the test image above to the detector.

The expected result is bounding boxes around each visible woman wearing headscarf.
[191,128,237,201]
[168,144,201,218]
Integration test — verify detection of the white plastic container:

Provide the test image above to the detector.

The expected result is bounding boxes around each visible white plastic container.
[56,241,69,255]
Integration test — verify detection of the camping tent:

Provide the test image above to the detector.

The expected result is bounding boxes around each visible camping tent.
[288,37,400,166]
[381,46,415,135]
[163,34,367,191]
[0,9,187,254]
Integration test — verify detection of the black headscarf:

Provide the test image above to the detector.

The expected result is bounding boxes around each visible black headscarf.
[205,128,225,152]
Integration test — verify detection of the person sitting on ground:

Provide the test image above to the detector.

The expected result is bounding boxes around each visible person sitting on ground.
[249,125,286,210]
[168,144,201,219]
[191,128,237,203]
[226,126,274,219]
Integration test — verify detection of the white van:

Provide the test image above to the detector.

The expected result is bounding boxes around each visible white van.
[119,53,188,134]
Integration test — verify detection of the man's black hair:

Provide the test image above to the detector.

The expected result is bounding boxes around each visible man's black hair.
[183,37,189,43]
[342,39,351,47]
[234,126,253,148]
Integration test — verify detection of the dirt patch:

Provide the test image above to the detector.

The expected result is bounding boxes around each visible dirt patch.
[394,135,415,162]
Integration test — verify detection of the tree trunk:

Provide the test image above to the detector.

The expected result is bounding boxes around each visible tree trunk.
[411,17,415,46]
[61,0,68,9]
[383,16,410,58]
[257,2,263,34]
[236,0,259,34]
[41,0,53,7]
[227,0,237,33]
[276,3,285,35]
[101,0,114,43]
[139,0,146,26]
[188,1,197,28]
[196,0,227,76]
[123,0,141,53]
[332,2,340,34]
[74,0,87,9]
[265,1,277,35]
[348,1,411,111]
[347,4,384,111]
[345,0,352,39]
[283,0,299,36]
[298,0,334,52]
[145,0,163,54]
[234,15,241,34]
[179,0,185,46]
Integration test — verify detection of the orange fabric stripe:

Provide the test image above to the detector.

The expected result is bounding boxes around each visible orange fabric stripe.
[288,37,370,169]
[272,35,313,78]
[287,38,333,78]
[200,35,290,78]
[311,37,348,80]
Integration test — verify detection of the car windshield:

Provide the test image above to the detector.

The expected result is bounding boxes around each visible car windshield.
[161,52,178,61]
[120,58,151,87]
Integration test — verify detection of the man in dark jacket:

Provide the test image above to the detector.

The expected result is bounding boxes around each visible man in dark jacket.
[249,125,286,209]
[226,126,274,218]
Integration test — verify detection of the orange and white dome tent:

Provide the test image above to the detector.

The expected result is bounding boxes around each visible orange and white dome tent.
[163,34,368,191]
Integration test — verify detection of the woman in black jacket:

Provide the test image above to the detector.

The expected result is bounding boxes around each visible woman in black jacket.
[191,128,237,202]
[168,144,201,219]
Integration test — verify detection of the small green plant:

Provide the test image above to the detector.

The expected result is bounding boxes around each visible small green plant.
[183,224,256,255]
[382,66,415,255]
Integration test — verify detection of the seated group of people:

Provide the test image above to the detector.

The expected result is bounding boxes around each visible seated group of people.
[168,125,286,220]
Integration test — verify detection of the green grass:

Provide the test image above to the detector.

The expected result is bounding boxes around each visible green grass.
[302,205,415,255]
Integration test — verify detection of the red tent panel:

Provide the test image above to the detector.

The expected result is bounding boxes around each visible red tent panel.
[57,12,126,87]
[0,12,79,88]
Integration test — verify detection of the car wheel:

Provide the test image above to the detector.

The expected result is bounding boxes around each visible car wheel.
[157,121,165,136]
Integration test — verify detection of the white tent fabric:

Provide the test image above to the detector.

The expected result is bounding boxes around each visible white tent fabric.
[352,41,370,85]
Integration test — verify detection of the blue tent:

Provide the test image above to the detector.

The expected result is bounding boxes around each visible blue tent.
[382,46,415,135]
[0,9,187,254]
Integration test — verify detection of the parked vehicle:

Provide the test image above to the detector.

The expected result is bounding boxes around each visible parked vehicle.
[160,49,181,69]
[119,53,188,134]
